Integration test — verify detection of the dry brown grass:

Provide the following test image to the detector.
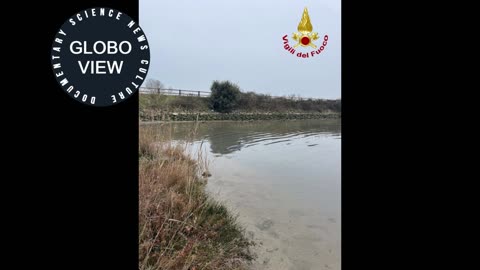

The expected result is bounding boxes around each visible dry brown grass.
[139,126,254,270]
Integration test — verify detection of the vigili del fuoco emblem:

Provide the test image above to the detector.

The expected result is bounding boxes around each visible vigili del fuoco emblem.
[282,7,329,58]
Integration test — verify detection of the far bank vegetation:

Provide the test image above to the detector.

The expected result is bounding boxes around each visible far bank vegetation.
[141,79,341,114]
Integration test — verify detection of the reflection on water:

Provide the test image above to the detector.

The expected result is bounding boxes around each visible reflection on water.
[162,119,340,156]
[152,119,341,270]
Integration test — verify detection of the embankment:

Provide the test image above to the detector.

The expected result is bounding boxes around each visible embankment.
[139,127,254,270]
[140,111,340,122]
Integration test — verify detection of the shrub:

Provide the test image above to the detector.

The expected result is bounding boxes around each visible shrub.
[209,81,241,113]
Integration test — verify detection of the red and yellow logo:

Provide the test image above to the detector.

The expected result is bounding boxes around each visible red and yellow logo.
[283,7,328,58]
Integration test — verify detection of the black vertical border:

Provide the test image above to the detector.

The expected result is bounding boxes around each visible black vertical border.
[342,0,411,268]
[30,1,140,268]
[342,0,378,269]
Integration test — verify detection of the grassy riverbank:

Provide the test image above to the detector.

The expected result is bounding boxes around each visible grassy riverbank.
[140,94,341,122]
[139,126,254,269]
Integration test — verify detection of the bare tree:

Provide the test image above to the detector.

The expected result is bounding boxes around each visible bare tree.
[145,78,164,94]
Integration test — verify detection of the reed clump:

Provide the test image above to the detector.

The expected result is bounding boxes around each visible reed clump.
[139,126,254,270]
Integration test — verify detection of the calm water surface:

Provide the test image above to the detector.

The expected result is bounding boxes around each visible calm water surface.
[156,119,341,270]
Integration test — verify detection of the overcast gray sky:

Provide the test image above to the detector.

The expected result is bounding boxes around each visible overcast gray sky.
[140,0,340,99]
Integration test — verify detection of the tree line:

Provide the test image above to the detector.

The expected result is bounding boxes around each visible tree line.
[144,79,341,113]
